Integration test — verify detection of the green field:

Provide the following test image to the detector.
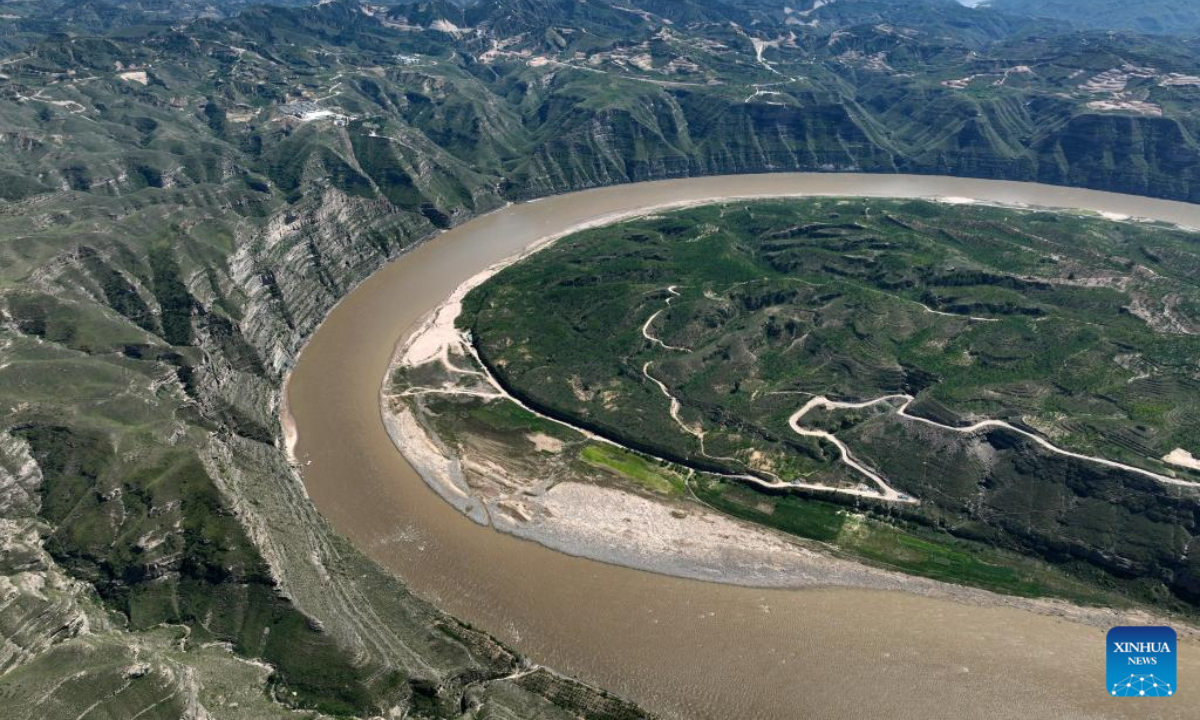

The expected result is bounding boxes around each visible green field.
[694,477,1125,605]
[581,444,687,496]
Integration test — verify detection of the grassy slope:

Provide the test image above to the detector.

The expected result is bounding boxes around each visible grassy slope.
[988,0,1200,35]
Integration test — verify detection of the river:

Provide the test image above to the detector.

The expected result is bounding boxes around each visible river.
[285,174,1200,719]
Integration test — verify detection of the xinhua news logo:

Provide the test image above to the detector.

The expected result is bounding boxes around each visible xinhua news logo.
[1107,626,1176,697]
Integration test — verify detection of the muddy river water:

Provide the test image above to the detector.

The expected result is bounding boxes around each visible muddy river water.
[286,174,1200,719]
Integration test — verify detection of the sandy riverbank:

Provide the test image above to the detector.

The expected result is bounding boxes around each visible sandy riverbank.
[384,349,1197,636]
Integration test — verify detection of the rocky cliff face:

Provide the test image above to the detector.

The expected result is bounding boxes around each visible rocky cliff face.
[0,96,662,713]
[0,179,628,720]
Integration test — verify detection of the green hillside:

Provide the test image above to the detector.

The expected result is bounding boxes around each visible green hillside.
[987,0,1200,36]
[461,199,1200,609]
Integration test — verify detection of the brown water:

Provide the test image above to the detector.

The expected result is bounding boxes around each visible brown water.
[287,174,1200,719]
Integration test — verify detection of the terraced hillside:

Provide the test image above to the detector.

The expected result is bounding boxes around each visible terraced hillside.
[4,0,1200,716]
[459,199,1200,609]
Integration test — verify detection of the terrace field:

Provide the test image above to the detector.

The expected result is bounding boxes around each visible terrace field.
[454,198,1200,609]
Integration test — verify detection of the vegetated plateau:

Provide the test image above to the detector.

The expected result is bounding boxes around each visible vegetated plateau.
[438,198,1200,611]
